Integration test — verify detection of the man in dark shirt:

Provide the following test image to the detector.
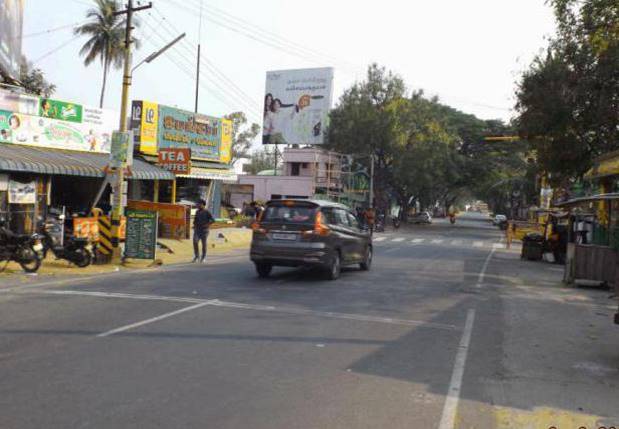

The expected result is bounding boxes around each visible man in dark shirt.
[193,199,215,263]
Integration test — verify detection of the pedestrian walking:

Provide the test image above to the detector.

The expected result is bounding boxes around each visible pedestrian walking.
[193,199,215,263]
[364,207,376,235]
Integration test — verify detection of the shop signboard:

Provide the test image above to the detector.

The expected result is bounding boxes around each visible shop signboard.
[0,0,24,80]
[124,209,158,260]
[220,118,232,164]
[39,98,83,123]
[158,148,191,175]
[130,100,159,155]
[8,180,35,204]
[0,104,115,153]
[263,67,334,145]
[127,200,187,239]
[158,105,223,162]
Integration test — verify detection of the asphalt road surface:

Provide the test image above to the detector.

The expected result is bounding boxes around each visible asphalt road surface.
[1,213,618,429]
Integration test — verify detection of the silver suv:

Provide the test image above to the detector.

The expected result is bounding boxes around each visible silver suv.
[250,200,373,280]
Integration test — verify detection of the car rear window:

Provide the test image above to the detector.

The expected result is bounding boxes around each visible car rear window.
[262,204,316,224]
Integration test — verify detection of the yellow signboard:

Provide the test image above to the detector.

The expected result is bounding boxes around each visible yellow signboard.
[220,118,232,164]
[131,100,159,155]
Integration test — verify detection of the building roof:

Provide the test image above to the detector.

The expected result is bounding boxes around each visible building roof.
[585,150,619,180]
[0,143,174,180]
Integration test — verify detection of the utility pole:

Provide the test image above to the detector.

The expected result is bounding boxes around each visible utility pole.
[110,0,152,263]
[369,154,375,208]
[195,0,204,113]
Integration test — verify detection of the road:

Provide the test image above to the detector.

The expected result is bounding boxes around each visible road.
[1,213,618,429]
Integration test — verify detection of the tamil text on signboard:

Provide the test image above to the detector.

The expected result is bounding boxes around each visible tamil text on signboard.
[124,209,158,260]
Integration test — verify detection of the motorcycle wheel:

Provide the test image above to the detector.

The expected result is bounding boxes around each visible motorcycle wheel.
[17,246,41,273]
[73,248,92,268]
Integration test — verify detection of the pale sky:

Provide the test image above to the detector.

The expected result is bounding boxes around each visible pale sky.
[22,0,557,127]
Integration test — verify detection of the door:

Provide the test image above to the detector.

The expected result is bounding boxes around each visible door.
[322,208,356,264]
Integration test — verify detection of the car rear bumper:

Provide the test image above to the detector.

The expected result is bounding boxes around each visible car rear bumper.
[250,241,331,267]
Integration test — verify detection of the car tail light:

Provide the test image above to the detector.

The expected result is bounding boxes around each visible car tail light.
[311,211,330,237]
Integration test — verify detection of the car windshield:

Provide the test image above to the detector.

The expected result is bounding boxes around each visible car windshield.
[262,205,316,223]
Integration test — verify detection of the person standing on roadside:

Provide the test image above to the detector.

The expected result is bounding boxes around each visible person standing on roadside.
[364,207,376,235]
[193,199,215,263]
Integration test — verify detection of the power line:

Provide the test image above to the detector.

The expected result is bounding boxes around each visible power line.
[33,34,82,64]
[20,21,83,39]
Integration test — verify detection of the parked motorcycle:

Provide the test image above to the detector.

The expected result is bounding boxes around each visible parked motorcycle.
[0,220,43,273]
[39,219,93,268]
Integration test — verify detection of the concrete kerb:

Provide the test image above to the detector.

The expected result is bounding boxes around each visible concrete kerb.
[0,227,252,282]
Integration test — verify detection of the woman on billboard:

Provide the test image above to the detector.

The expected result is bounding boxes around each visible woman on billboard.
[264,98,298,145]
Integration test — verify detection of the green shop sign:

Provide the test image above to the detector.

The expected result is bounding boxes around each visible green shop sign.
[40,98,83,123]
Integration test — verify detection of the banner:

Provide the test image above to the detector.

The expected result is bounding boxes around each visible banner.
[0,107,115,153]
[263,67,334,145]
[39,98,83,123]
[0,0,24,80]
[110,131,134,168]
[8,180,35,204]
[130,100,158,155]
[220,118,233,164]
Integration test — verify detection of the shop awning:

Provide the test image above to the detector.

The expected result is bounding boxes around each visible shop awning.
[555,193,619,207]
[585,150,619,180]
[0,143,174,180]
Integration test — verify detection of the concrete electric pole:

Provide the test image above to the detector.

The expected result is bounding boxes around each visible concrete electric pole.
[110,0,152,263]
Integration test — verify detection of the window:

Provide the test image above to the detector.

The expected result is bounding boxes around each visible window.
[347,212,360,229]
[291,163,300,176]
[334,209,350,226]
[301,163,308,168]
[262,204,316,224]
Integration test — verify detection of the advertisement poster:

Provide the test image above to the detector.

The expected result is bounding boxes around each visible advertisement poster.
[110,131,134,168]
[263,67,334,145]
[220,118,232,164]
[0,0,24,80]
[39,98,83,123]
[8,180,36,204]
[130,100,158,155]
[0,106,115,153]
[158,104,223,162]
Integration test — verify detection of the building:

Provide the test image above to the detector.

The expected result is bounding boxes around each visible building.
[0,89,173,234]
[130,100,237,217]
[231,147,369,207]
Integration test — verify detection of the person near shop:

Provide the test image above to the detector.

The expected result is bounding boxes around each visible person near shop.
[364,207,376,234]
[193,199,215,263]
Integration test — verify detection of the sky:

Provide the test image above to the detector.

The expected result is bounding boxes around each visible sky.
[21,0,557,129]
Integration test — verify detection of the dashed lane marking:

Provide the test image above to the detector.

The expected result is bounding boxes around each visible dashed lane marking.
[451,240,463,246]
[473,241,484,247]
[392,237,405,242]
[412,238,425,244]
[431,239,444,244]
[373,236,387,242]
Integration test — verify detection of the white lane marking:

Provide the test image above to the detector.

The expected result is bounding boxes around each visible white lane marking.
[392,237,405,242]
[492,243,505,249]
[451,240,463,246]
[411,238,425,244]
[476,248,496,288]
[438,309,476,429]
[373,236,387,242]
[97,301,213,337]
[473,241,484,247]
[431,239,444,244]
[32,290,460,331]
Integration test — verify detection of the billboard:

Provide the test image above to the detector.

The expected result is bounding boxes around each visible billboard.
[130,100,158,155]
[158,104,226,163]
[0,105,116,153]
[263,67,334,145]
[0,0,24,80]
[39,98,83,123]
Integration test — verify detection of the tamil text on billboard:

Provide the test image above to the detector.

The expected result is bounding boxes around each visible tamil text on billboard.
[263,67,334,145]
[0,0,24,80]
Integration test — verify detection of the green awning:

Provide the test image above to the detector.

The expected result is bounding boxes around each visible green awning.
[0,143,174,180]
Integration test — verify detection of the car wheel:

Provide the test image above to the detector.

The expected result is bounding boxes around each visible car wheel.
[360,246,372,271]
[255,263,272,278]
[326,251,341,280]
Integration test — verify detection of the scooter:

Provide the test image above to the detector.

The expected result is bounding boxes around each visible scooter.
[0,220,43,273]
[39,218,93,268]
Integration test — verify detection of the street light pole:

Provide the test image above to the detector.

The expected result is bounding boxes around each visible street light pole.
[369,154,375,208]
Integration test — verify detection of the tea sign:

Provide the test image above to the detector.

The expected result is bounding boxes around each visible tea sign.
[158,148,191,175]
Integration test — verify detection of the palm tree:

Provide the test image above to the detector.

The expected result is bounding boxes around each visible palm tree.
[74,0,139,108]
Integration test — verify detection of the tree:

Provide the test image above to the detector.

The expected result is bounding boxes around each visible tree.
[515,0,619,184]
[245,148,278,175]
[74,0,137,108]
[224,111,260,165]
[19,62,56,97]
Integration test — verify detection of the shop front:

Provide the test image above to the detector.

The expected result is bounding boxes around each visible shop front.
[0,89,173,234]
[131,100,236,218]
